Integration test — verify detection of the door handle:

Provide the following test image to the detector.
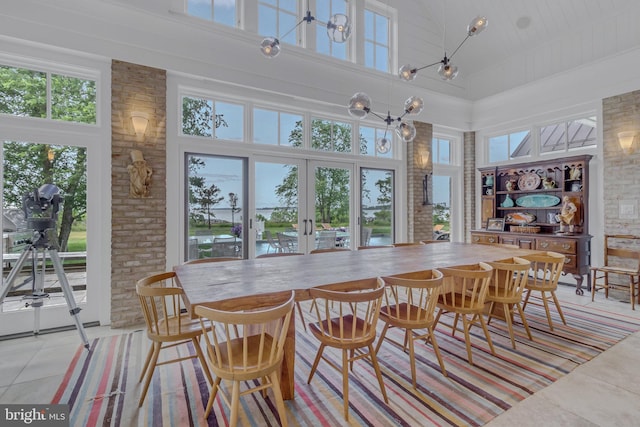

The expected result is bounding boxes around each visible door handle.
[309,219,313,233]
[303,219,308,236]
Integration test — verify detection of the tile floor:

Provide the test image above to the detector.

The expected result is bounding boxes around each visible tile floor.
[1,284,639,426]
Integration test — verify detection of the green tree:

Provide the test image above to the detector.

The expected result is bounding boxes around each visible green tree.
[182,96,227,136]
[192,182,225,229]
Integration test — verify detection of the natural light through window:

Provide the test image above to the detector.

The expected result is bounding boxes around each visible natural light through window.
[187,0,237,27]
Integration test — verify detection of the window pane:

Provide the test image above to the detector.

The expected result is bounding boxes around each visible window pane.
[360,126,375,155]
[432,175,450,241]
[280,12,298,44]
[311,119,332,150]
[332,41,346,59]
[215,102,244,140]
[489,135,508,163]
[258,6,277,35]
[375,45,389,72]
[316,32,331,55]
[253,108,278,145]
[280,0,296,12]
[540,121,565,153]
[214,0,236,27]
[316,0,330,21]
[376,128,393,158]
[334,121,352,153]
[510,130,530,158]
[361,168,393,246]
[182,96,213,137]
[364,10,374,39]
[567,117,597,149]
[0,66,46,118]
[434,138,450,164]
[280,113,302,146]
[375,14,388,41]
[51,74,96,124]
[188,0,212,20]
[364,42,374,68]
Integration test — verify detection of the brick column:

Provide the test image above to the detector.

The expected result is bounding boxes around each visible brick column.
[111,60,167,328]
[463,131,476,242]
[406,121,433,242]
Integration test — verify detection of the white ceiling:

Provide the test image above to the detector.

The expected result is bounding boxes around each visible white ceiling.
[404,0,640,99]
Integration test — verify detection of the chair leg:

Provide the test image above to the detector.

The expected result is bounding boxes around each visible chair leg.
[192,337,213,386]
[591,272,597,302]
[452,313,461,337]
[522,289,532,310]
[138,341,161,407]
[515,302,533,341]
[307,344,325,384]
[269,371,289,427]
[139,344,154,383]
[204,377,221,418]
[375,322,391,355]
[368,344,388,404]
[230,381,241,427]
[296,301,307,332]
[461,316,473,365]
[502,303,517,349]
[408,333,417,388]
[486,301,496,325]
[550,291,566,325]
[428,328,447,376]
[477,314,496,356]
[540,291,554,330]
[342,349,350,420]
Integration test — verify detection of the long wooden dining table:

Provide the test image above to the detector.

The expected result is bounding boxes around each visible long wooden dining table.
[174,242,536,400]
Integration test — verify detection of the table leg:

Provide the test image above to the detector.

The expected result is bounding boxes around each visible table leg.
[281,307,296,400]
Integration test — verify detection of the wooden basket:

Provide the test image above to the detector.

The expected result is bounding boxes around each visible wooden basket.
[510,225,541,234]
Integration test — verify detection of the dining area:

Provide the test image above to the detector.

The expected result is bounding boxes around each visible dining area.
[123,241,626,426]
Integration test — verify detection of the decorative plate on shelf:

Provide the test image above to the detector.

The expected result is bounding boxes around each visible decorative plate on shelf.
[505,212,536,225]
[515,194,561,208]
[517,172,541,191]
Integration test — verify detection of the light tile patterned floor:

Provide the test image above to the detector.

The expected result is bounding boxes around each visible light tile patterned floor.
[1,284,639,426]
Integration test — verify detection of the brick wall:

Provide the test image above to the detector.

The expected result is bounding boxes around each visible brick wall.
[463,131,476,242]
[602,90,640,236]
[407,121,433,242]
[111,60,167,328]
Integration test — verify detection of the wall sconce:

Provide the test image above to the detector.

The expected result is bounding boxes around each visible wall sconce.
[418,151,430,168]
[617,131,636,154]
[131,112,149,141]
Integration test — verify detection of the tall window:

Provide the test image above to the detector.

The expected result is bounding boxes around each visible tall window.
[488,130,531,163]
[187,0,237,27]
[364,8,390,72]
[182,96,244,141]
[253,107,302,146]
[0,65,96,124]
[315,0,348,59]
[361,168,393,246]
[540,116,597,153]
[258,0,298,46]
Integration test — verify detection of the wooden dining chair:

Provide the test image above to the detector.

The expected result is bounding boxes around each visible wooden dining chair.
[195,290,295,426]
[434,262,494,365]
[486,257,533,349]
[376,269,446,388]
[183,256,240,265]
[520,251,566,330]
[309,247,350,254]
[136,271,213,407]
[307,278,388,420]
[591,234,640,310]
[392,242,421,247]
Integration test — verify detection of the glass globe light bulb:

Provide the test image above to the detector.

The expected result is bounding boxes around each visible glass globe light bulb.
[438,63,459,80]
[260,37,281,58]
[376,137,391,154]
[398,64,417,81]
[327,14,351,43]
[395,121,416,143]
[468,16,488,36]
[404,96,424,115]
[347,92,371,119]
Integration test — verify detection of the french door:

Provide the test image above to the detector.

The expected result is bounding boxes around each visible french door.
[253,157,353,255]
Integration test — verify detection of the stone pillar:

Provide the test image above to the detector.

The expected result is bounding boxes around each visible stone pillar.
[111,60,167,328]
[463,131,476,242]
[406,121,433,242]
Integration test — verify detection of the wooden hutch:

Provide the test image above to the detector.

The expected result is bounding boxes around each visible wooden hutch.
[472,154,592,294]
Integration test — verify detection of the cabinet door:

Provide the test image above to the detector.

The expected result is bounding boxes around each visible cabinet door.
[481,198,494,225]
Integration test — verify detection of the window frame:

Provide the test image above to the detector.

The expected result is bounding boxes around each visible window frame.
[362,0,397,74]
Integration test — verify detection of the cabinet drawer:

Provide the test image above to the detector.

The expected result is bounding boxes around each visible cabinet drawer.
[471,233,499,244]
[536,239,576,254]
[562,254,577,269]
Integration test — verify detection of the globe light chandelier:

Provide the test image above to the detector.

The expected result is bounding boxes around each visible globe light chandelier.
[398,15,488,81]
[260,1,351,58]
[347,92,424,152]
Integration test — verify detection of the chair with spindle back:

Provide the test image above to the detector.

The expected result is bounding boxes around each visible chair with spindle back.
[591,234,640,310]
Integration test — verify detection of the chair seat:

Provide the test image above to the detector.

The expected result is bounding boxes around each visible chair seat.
[592,265,640,275]
[211,334,277,380]
[379,303,434,327]
[309,314,375,348]
[437,293,484,314]
[523,278,557,292]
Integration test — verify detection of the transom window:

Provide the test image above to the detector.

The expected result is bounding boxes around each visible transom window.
[364,8,390,72]
[540,116,597,153]
[311,118,352,152]
[0,65,96,124]
[253,107,303,147]
[432,137,451,165]
[181,96,244,141]
[360,125,393,158]
[488,130,531,163]
[187,0,237,27]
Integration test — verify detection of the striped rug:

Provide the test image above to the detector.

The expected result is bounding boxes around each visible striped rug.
[52,301,640,426]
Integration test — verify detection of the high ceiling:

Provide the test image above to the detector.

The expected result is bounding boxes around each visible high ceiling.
[405,0,640,99]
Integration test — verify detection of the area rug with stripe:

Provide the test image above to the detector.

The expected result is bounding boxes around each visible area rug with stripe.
[52,300,640,426]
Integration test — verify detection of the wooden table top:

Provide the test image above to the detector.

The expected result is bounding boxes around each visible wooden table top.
[174,242,536,314]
